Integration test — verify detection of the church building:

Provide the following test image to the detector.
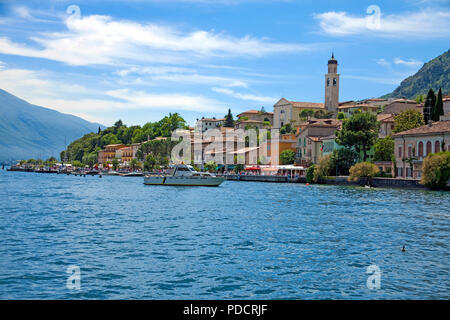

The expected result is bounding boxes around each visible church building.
[273,54,340,128]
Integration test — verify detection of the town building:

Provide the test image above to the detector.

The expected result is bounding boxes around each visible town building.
[273,54,340,128]
[236,109,274,125]
[392,121,450,179]
[195,117,226,132]
[441,96,450,121]
[324,53,340,113]
[98,144,126,164]
[234,119,267,130]
[380,99,421,115]
[337,104,379,118]
[378,113,395,138]
[295,119,341,165]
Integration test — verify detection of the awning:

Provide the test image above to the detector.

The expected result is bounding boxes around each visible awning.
[245,167,261,171]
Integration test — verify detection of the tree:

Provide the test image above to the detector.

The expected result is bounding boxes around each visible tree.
[314,110,332,119]
[392,109,424,133]
[234,164,244,173]
[112,158,119,171]
[144,154,156,171]
[130,158,139,171]
[204,161,217,172]
[299,109,314,121]
[329,148,359,176]
[423,88,436,124]
[280,149,295,165]
[420,151,450,189]
[335,112,379,162]
[224,109,234,127]
[348,162,379,182]
[433,88,444,122]
[373,136,395,161]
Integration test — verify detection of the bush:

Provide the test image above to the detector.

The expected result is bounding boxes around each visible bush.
[306,165,315,183]
[280,149,295,165]
[204,160,217,173]
[348,162,379,182]
[420,151,450,189]
[313,154,332,182]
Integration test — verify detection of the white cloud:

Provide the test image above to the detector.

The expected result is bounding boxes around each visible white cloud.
[314,9,450,38]
[212,87,276,103]
[0,65,226,124]
[0,13,313,66]
[393,58,423,67]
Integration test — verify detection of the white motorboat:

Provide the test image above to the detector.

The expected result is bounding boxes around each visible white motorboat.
[144,164,225,187]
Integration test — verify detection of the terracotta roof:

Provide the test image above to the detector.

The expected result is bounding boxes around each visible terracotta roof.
[237,119,264,123]
[338,104,377,109]
[288,100,325,109]
[305,119,341,127]
[387,99,417,104]
[393,121,450,137]
[366,98,388,102]
[237,110,273,117]
[377,114,395,122]
[200,118,225,122]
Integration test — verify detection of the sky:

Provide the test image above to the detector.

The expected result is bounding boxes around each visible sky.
[0,0,449,126]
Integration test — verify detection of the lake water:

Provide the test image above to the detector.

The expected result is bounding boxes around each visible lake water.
[0,169,449,299]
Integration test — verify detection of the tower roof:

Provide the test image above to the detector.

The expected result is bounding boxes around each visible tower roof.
[328,52,337,65]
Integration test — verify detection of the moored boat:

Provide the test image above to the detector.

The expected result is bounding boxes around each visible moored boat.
[144,164,224,187]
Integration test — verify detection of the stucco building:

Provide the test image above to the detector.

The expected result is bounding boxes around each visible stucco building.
[393,121,450,179]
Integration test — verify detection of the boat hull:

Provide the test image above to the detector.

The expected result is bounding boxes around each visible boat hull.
[144,176,225,187]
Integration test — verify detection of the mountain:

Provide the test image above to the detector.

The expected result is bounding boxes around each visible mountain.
[382,49,450,99]
[0,89,104,162]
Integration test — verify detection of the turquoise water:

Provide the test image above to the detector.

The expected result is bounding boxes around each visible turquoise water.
[0,170,449,299]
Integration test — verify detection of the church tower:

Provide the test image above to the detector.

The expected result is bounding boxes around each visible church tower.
[324,53,339,114]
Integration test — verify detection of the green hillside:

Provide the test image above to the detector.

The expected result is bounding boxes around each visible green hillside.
[382,49,449,99]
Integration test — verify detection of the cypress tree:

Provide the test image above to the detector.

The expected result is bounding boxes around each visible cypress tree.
[224,109,234,127]
[433,88,444,122]
[423,88,436,124]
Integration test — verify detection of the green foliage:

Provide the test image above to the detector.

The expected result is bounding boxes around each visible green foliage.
[335,112,379,162]
[280,149,295,165]
[313,154,332,182]
[204,160,217,172]
[224,109,235,127]
[72,160,84,168]
[299,109,314,121]
[144,154,157,171]
[337,112,346,120]
[306,165,315,183]
[348,162,379,182]
[393,109,425,133]
[280,123,294,134]
[234,164,244,173]
[314,110,333,119]
[433,88,444,122]
[374,136,395,161]
[423,88,436,124]
[420,151,450,189]
[329,148,359,176]
[381,49,449,99]
[129,158,139,170]
[61,113,187,163]
[112,158,119,171]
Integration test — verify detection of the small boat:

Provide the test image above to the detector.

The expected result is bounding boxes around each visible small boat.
[120,172,144,177]
[144,164,225,187]
[103,171,120,176]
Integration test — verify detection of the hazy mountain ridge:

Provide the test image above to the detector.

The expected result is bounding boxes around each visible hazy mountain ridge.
[0,89,104,162]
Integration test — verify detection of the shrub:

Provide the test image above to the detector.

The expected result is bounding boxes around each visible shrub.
[280,149,295,165]
[313,154,332,182]
[348,162,379,182]
[420,151,450,189]
[329,148,359,176]
[306,165,315,183]
[204,160,217,173]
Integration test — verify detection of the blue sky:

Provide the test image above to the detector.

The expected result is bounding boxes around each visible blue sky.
[0,0,449,126]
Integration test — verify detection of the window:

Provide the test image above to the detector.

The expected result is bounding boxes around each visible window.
[398,146,402,157]
[435,141,440,153]
[327,78,330,87]
[426,141,432,155]
[333,78,337,86]
[418,141,423,157]
[408,146,412,157]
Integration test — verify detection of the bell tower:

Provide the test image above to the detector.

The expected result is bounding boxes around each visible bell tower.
[325,53,339,114]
